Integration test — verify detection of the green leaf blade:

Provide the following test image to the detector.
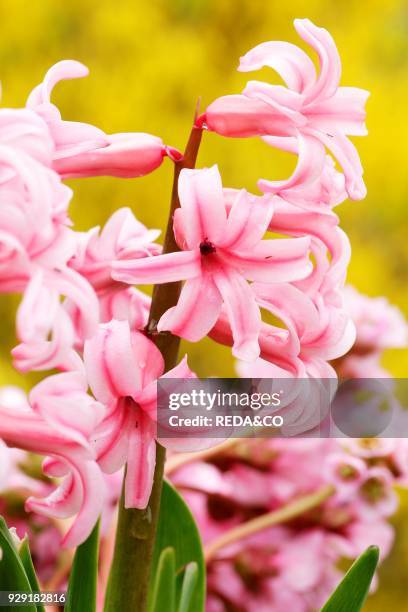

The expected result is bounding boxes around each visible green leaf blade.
[0,517,36,612]
[321,545,380,612]
[64,520,100,612]
[19,538,45,612]
[150,547,176,612]
[148,481,205,612]
[177,562,198,612]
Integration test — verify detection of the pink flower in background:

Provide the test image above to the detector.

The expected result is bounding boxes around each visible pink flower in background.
[27,60,182,179]
[324,453,366,499]
[172,437,406,611]
[355,466,399,519]
[338,286,408,378]
[203,19,369,200]
[113,165,312,360]
[343,286,408,352]
[0,382,106,548]
[83,319,196,508]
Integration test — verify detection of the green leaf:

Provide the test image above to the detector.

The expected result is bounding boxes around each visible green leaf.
[19,538,45,612]
[321,545,380,612]
[150,547,176,612]
[0,516,36,612]
[65,520,100,612]
[148,480,205,612]
[177,562,198,612]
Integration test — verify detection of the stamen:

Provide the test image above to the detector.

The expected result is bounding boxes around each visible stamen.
[199,240,216,255]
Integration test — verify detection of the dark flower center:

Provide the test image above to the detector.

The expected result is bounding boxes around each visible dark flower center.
[199,240,216,256]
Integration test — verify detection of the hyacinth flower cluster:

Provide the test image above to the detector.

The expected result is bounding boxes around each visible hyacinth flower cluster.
[171,436,407,611]
[0,15,398,612]
[169,294,408,611]
[1,293,406,608]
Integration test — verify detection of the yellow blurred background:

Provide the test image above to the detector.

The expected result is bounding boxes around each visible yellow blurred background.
[0,0,407,608]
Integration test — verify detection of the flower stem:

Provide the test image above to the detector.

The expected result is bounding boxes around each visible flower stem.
[104,116,203,612]
[204,484,335,563]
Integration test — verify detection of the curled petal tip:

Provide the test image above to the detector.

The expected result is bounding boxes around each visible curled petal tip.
[232,340,261,362]
[51,59,89,78]
[348,182,367,201]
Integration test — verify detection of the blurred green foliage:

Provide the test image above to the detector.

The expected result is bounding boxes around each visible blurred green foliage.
[0,1,407,607]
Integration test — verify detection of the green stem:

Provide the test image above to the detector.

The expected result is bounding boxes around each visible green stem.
[104,118,203,612]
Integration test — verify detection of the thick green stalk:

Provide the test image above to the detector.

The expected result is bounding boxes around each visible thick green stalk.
[104,120,202,612]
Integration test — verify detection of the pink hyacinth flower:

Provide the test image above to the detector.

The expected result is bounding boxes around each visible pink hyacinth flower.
[70,207,161,292]
[343,285,408,352]
[203,19,369,200]
[0,110,74,292]
[112,166,312,360]
[83,319,196,509]
[27,60,182,178]
[12,267,99,372]
[356,466,399,519]
[0,380,106,547]
[98,287,151,330]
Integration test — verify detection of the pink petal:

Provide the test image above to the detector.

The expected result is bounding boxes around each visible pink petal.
[137,355,196,420]
[261,135,299,153]
[125,413,156,509]
[243,81,305,123]
[223,236,312,282]
[54,133,166,179]
[27,60,89,107]
[238,41,316,93]
[59,461,105,547]
[221,190,274,250]
[294,19,341,103]
[47,267,99,340]
[98,207,160,258]
[158,275,222,341]
[254,282,320,338]
[29,370,105,447]
[112,249,201,285]
[83,320,142,405]
[26,470,82,519]
[258,132,326,194]
[131,330,164,388]
[27,60,107,155]
[99,287,151,331]
[164,354,197,380]
[213,268,261,360]
[95,399,134,473]
[205,94,296,138]
[308,87,369,136]
[312,129,366,200]
[177,166,227,247]
[0,405,91,461]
